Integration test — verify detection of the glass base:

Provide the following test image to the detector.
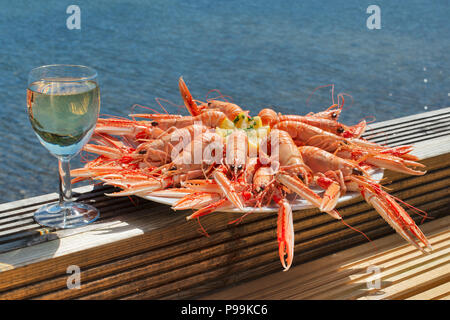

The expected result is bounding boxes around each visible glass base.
[34,201,99,229]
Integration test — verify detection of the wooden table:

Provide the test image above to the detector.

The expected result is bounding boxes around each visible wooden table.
[0,108,449,300]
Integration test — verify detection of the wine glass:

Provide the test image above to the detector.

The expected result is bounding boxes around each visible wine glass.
[27,65,101,229]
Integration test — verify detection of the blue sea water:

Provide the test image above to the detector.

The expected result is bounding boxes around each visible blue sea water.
[0,0,449,203]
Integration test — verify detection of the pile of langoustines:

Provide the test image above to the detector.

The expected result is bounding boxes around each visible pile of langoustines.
[71,77,431,271]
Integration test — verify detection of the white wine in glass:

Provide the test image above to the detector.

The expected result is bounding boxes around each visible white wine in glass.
[27,65,100,228]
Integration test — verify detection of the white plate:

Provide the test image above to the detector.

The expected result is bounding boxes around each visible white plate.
[140,168,384,213]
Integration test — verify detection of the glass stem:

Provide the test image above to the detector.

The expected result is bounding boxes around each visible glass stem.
[58,157,72,205]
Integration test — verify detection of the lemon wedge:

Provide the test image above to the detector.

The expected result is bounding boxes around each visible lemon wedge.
[219,118,235,129]
[233,112,249,129]
[246,129,258,156]
[249,116,263,129]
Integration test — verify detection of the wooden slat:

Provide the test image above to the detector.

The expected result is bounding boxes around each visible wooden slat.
[406,282,450,300]
[202,216,450,300]
[366,114,450,138]
[363,107,450,147]
[364,107,450,133]
[0,108,448,300]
